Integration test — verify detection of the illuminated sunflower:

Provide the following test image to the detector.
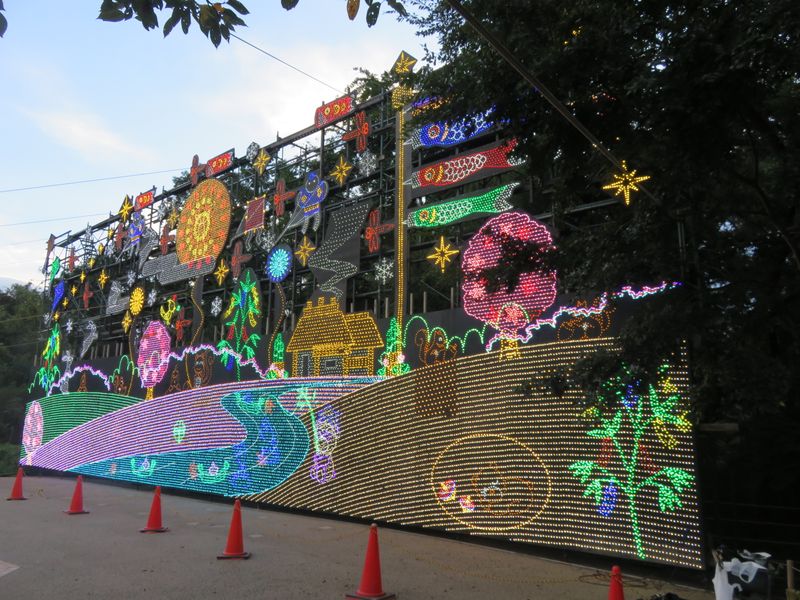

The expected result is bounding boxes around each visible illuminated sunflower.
[129,286,145,316]
[176,179,231,268]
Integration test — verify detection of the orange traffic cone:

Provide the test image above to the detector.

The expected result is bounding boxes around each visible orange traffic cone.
[345,523,396,600]
[217,499,250,559]
[7,467,26,501]
[141,486,168,533]
[64,475,89,515]
[608,565,625,600]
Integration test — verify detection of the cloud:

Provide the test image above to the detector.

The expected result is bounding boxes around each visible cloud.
[21,109,151,165]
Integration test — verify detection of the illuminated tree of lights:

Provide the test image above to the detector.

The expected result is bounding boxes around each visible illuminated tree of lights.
[461,212,557,357]
[30,323,61,395]
[217,269,261,380]
[569,363,694,559]
[377,317,410,376]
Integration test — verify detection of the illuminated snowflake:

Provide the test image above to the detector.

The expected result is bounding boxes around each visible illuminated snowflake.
[126,270,136,287]
[65,318,74,334]
[211,296,223,317]
[356,150,378,177]
[146,288,158,307]
[266,245,292,283]
[374,257,394,285]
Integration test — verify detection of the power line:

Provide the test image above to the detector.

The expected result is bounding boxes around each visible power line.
[0,213,108,228]
[0,168,184,194]
[230,33,343,95]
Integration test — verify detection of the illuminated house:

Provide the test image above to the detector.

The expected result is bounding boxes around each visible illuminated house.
[286,296,383,376]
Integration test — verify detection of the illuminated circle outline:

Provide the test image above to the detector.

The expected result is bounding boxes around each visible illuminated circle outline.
[266,244,293,283]
[430,432,552,532]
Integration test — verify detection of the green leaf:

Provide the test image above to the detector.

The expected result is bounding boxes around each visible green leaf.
[569,460,596,484]
[386,0,407,17]
[657,483,682,512]
[660,467,693,492]
[180,10,191,33]
[584,479,604,504]
[98,3,128,23]
[163,9,180,36]
[0,12,6,37]
[366,1,380,26]
[198,4,217,31]
[281,0,299,9]
[226,0,249,14]
[586,428,609,438]
[0,1,5,10]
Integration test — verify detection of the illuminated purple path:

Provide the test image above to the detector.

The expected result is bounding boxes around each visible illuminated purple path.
[29,378,374,472]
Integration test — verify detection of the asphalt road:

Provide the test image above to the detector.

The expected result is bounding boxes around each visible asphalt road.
[0,475,714,599]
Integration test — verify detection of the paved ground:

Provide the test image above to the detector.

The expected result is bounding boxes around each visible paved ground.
[0,475,714,599]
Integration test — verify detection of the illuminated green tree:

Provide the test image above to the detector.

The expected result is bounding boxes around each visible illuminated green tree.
[217,270,261,380]
[569,363,694,559]
[378,317,410,376]
[30,323,61,395]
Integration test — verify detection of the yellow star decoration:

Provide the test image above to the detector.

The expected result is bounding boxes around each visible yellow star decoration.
[213,258,230,286]
[392,50,417,75]
[427,236,459,273]
[602,160,650,206]
[167,208,180,230]
[97,243,105,256]
[118,195,134,223]
[253,148,271,176]
[53,311,60,322]
[294,236,316,267]
[80,271,86,283]
[88,257,96,269]
[106,227,115,241]
[98,269,109,289]
[329,155,353,186]
[71,285,78,296]
[122,310,133,333]
[62,297,69,309]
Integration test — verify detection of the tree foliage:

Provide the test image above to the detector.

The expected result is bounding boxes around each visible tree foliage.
[408,0,800,501]
[0,285,44,444]
[92,0,406,46]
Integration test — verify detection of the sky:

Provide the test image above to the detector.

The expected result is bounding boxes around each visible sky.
[0,1,431,285]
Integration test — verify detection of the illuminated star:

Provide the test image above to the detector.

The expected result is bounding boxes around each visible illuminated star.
[121,311,133,333]
[167,208,180,230]
[80,271,86,283]
[392,50,417,75]
[71,284,78,296]
[602,160,650,206]
[97,243,105,256]
[253,148,271,176]
[106,227,115,241]
[329,155,353,186]
[294,236,316,267]
[118,195,134,223]
[427,236,459,273]
[62,297,69,309]
[53,311,60,322]
[98,269,109,289]
[213,258,230,286]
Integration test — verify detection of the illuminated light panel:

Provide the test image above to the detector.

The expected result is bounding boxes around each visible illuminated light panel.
[294,236,316,267]
[602,160,651,206]
[314,95,354,128]
[408,183,518,228]
[307,202,371,297]
[250,339,702,569]
[288,172,329,235]
[410,139,521,193]
[134,188,155,211]
[364,208,394,253]
[218,269,262,380]
[410,110,494,149]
